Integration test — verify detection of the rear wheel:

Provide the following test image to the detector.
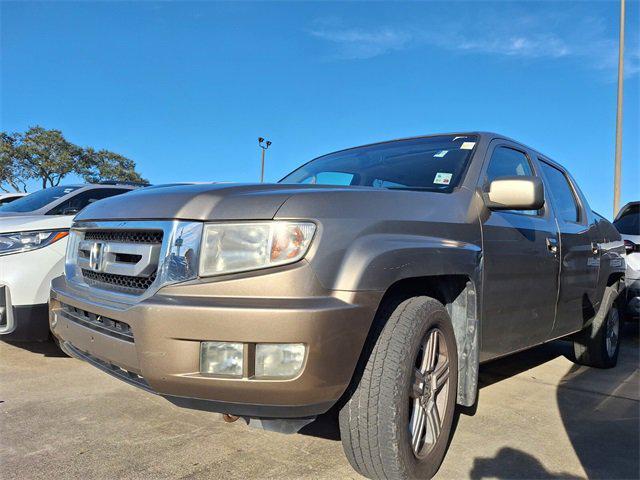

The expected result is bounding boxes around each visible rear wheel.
[339,296,458,479]
[573,302,621,369]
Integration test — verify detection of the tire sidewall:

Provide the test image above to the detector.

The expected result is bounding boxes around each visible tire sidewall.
[396,303,459,479]
[601,304,621,367]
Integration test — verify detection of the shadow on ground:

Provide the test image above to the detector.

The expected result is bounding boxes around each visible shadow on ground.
[469,447,582,479]
[463,321,639,479]
[556,322,639,479]
[302,322,639,479]
[3,339,67,358]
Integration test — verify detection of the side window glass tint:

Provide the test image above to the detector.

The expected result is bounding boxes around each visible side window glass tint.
[540,162,580,223]
[48,188,127,215]
[486,147,533,183]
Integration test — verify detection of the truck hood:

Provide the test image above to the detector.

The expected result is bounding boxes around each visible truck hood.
[0,214,73,234]
[74,183,370,222]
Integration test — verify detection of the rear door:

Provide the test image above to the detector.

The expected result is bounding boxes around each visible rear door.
[479,141,560,360]
[538,159,601,337]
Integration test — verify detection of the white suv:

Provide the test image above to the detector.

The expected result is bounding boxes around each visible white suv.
[614,201,640,320]
[0,183,141,341]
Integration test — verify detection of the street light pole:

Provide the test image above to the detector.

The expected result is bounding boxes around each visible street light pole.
[258,137,272,183]
[613,0,625,216]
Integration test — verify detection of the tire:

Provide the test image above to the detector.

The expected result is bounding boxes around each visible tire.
[573,301,621,369]
[339,296,458,479]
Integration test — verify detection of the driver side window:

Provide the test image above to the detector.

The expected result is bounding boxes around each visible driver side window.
[486,146,533,181]
[485,146,539,216]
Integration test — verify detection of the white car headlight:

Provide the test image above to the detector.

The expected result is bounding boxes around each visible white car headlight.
[199,221,316,276]
[0,230,69,257]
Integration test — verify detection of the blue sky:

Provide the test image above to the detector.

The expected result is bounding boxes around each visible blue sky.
[1,0,639,218]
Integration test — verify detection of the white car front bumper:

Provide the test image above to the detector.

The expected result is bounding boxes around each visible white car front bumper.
[0,238,68,340]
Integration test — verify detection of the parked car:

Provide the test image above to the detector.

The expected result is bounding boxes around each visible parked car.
[613,201,639,320]
[50,133,625,480]
[0,183,144,341]
[0,193,27,205]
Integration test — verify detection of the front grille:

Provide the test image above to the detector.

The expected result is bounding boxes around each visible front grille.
[82,269,156,294]
[84,230,163,244]
[61,303,134,342]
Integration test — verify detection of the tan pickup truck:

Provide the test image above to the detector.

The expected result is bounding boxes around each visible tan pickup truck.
[50,132,626,479]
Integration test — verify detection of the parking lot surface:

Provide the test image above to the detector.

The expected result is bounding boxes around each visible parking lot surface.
[1,324,638,480]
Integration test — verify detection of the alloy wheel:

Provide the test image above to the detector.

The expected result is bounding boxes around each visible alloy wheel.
[409,328,450,458]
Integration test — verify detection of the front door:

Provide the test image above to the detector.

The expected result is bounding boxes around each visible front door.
[538,159,601,337]
[479,141,560,361]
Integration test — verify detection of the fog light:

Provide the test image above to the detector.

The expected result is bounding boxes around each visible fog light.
[200,342,243,377]
[255,343,305,378]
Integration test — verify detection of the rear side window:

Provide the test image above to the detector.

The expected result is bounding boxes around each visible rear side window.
[540,161,580,223]
[47,188,128,215]
[485,147,533,182]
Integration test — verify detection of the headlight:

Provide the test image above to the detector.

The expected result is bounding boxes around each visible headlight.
[0,230,69,257]
[199,221,316,277]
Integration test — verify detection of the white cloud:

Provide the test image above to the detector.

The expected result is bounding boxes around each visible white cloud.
[455,34,571,59]
[309,26,412,60]
[308,11,639,79]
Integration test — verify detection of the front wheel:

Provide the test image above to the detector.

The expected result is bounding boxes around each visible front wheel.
[339,296,458,479]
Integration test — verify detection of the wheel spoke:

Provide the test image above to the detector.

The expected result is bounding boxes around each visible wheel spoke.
[410,402,426,452]
[420,330,439,374]
[433,358,449,393]
[425,401,441,444]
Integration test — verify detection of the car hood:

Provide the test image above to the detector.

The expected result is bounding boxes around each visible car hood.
[0,214,73,234]
[74,183,374,222]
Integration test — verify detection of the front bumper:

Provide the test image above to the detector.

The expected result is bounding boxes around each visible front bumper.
[50,263,380,418]
[0,240,67,339]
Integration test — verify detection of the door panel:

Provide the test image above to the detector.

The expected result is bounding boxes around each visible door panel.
[539,160,601,337]
[479,141,559,361]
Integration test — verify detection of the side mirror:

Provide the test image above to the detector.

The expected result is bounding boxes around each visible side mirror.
[484,176,545,211]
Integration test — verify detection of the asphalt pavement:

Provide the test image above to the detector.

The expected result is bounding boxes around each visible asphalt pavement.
[1,323,638,479]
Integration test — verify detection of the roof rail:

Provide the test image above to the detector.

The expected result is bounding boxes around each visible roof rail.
[98,180,151,187]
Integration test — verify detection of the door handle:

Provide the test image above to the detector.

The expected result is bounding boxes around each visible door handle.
[591,242,600,255]
[546,237,558,254]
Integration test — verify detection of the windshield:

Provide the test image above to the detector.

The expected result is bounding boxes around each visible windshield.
[614,204,640,235]
[280,135,479,192]
[0,186,80,213]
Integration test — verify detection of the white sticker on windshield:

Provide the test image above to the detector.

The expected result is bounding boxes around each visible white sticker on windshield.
[64,188,74,193]
[433,172,453,185]
[460,142,476,150]
[433,150,448,158]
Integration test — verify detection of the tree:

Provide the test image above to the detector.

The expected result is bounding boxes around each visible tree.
[0,132,28,192]
[79,148,148,184]
[0,125,147,190]
[16,126,81,189]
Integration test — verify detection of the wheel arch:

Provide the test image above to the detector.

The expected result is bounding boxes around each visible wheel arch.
[343,274,480,409]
